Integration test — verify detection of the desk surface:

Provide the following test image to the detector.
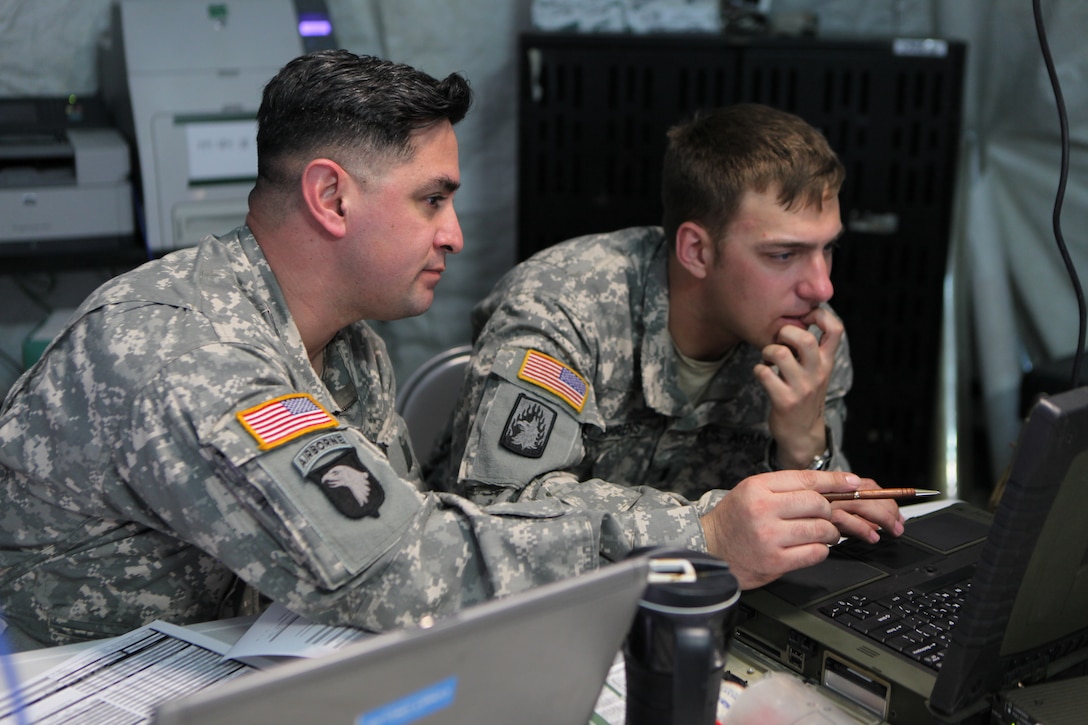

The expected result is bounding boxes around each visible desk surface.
[2,619,883,724]
[2,507,955,723]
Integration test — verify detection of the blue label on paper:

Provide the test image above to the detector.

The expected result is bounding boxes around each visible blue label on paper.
[356,676,458,725]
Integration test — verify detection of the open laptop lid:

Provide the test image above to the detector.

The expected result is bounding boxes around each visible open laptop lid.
[152,555,650,725]
[929,385,1088,720]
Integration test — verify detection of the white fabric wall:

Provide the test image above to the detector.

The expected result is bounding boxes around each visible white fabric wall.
[953,0,1088,478]
[1,0,1085,489]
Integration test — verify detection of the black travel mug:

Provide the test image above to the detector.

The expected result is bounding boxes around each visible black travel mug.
[623,549,740,725]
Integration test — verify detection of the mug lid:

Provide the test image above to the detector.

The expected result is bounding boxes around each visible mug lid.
[641,550,739,609]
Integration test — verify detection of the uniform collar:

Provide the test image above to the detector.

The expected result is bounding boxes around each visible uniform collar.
[230,227,335,407]
[639,235,689,416]
[637,233,757,418]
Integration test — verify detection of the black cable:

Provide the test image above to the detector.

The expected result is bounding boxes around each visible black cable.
[1032,0,1085,388]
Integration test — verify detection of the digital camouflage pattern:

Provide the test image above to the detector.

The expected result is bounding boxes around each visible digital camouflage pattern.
[439,227,852,504]
[0,227,711,651]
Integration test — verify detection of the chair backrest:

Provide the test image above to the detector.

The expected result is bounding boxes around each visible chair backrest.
[395,345,472,462]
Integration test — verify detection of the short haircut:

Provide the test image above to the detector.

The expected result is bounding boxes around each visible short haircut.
[661,103,845,245]
[255,49,473,190]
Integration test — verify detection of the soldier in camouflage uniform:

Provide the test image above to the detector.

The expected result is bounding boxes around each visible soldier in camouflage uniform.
[437,104,905,588]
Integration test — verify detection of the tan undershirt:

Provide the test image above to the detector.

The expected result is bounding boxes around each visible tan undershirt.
[672,340,728,405]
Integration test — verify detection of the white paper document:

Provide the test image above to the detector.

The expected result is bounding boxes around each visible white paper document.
[224,601,370,662]
[0,621,252,725]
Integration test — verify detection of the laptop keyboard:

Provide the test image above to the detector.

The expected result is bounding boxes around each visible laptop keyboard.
[818,579,972,671]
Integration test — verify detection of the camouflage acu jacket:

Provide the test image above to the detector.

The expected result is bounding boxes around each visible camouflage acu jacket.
[0,227,708,651]
[442,227,852,504]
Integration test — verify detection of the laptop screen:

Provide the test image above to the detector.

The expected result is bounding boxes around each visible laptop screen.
[151,556,650,725]
[931,385,1088,717]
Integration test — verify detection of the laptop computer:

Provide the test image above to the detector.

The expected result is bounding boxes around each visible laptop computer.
[735,385,1088,724]
[151,555,650,725]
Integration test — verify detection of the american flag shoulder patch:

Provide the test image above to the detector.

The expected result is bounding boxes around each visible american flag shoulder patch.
[517,349,589,413]
[237,393,338,450]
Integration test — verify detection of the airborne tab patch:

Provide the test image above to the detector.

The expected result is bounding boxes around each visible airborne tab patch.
[517,349,588,413]
[237,393,337,450]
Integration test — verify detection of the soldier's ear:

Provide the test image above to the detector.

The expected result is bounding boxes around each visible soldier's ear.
[673,221,713,279]
[301,158,350,238]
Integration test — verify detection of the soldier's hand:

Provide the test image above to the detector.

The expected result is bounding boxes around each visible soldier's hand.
[754,306,842,469]
[699,470,900,590]
[827,477,905,543]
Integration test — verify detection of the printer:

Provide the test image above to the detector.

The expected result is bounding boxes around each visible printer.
[0,95,134,253]
[99,0,337,254]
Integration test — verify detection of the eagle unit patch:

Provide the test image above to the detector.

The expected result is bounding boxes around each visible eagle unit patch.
[517,349,588,412]
[292,432,385,519]
[306,448,385,519]
[500,394,558,458]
